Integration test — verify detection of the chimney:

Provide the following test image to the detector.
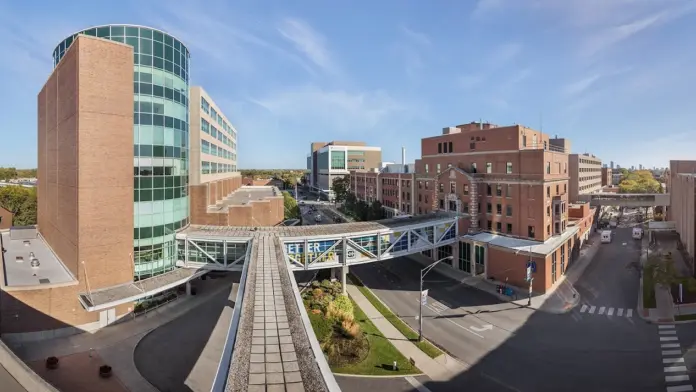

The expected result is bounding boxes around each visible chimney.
[401,146,406,167]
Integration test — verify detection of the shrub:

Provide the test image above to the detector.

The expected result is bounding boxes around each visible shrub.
[312,288,324,298]
[333,294,354,315]
[308,311,334,343]
[326,301,353,323]
[340,319,361,339]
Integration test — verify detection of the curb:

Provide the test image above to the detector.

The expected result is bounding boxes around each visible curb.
[333,372,426,378]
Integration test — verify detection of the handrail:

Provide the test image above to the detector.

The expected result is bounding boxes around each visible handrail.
[209,240,252,392]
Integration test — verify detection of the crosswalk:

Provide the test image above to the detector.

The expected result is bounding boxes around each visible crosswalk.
[658,325,693,392]
[425,300,449,314]
[578,304,634,319]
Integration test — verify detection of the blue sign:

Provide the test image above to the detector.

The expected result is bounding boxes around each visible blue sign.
[286,240,340,264]
[526,261,537,273]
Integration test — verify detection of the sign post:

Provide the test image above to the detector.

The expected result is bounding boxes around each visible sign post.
[419,288,428,342]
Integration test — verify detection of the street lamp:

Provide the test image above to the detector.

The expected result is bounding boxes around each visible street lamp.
[419,255,454,342]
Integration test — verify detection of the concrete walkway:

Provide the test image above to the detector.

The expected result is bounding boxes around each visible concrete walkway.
[345,282,467,382]
[407,234,602,314]
[7,275,236,392]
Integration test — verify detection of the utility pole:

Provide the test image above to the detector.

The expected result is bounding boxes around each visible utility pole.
[419,255,453,341]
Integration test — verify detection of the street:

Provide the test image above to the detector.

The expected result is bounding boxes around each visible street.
[349,216,669,391]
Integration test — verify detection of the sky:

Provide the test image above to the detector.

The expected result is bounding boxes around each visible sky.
[0,0,695,170]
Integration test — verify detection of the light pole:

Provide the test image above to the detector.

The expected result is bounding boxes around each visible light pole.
[419,255,454,342]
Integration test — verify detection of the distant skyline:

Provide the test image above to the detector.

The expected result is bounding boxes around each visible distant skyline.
[1,0,695,169]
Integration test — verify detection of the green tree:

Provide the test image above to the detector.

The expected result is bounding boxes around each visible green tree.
[0,186,37,226]
[331,175,350,203]
[618,170,661,193]
[282,191,301,220]
[368,200,384,220]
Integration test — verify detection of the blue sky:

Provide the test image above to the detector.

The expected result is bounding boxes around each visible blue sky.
[1,0,695,170]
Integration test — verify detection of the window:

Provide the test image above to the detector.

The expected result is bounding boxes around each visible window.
[470,142,476,150]
[564,184,567,193]
[439,183,444,192]
[419,194,422,202]
[448,141,453,153]
[496,204,502,215]
[463,184,469,195]
[561,244,566,274]
[494,222,501,232]
[471,162,477,173]
[486,203,492,213]
[506,184,512,198]
[449,200,457,212]
[528,225,535,238]
[496,184,502,197]
[546,161,551,174]
[425,164,429,174]
[438,143,442,154]
[487,184,492,196]
[547,187,551,198]
[486,162,492,173]
[506,223,512,234]
[437,163,441,174]
[439,199,444,209]
[450,182,456,193]
[522,134,527,146]
[487,220,492,230]
[506,162,513,174]
[556,185,559,194]
[459,242,472,273]
[506,205,512,217]
[547,224,551,236]
[547,206,551,217]
[552,252,557,283]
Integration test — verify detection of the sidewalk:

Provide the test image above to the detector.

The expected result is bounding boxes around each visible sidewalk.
[407,234,602,314]
[345,283,467,382]
[6,276,235,392]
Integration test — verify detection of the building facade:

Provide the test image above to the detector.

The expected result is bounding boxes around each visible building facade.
[308,141,381,197]
[350,170,416,217]
[568,153,603,203]
[601,167,613,186]
[668,161,696,272]
[53,25,191,280]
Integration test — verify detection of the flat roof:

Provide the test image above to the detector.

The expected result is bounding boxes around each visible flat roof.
[0,229,76,287]
[463,226,579,256]
[221,187,279,207]
[179,211,458,239]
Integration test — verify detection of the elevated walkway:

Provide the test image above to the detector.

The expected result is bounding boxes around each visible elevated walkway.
[578,192,670,207]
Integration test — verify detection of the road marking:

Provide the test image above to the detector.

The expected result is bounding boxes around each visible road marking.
[580,304,588,313]
[661,330,678,335]
[665,366,688,372]
[626,309,633,317]
[470,324,494,332]
[666,375,691,383]
[664,358,685,364]
[663,343,682,348]
[589,306,596,314]
[405,376,432,392]
[617,308,624,316]
[666,386,694,392]
[660,325,676,329]
[607,307,614,316]
[598,306,606,315]
[664,350,683,356]
[480,372,523,392]
[661,337,680,341]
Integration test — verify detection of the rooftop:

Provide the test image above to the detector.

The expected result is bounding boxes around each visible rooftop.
[0,228,76,288]
[208,186,281,213]
[464,226,580,256]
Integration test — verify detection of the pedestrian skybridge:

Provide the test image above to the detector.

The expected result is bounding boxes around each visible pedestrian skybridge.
[578,192,670,207]
[172,212,459,392]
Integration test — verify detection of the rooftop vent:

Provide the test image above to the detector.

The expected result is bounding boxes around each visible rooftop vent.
[23,240,30,246]
[30,258,40,269]
[15,256,24,263]
[29,252,35,258]
[39,278,51,284]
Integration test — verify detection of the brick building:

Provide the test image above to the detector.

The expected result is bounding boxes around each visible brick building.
[601,167,613,186]
[350,170,416,217]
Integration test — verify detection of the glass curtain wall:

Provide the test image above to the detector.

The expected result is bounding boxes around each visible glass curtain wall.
[53,25,190,280]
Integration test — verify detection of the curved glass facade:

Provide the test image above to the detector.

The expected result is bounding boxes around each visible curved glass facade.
[53,25,190,280]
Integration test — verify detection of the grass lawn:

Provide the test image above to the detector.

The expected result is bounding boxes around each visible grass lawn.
[643,271,656,309]
[307,298,420,376]
[675,314,696,321]
[348,273,443,359]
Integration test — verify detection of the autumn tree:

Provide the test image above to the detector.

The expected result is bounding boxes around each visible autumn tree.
[618,170,661,193]
[0,186,37,226]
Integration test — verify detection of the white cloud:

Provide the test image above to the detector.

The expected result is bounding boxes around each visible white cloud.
[401,26,431,46]
[249,86,422,133]
[563,67,633,97]
[277,18,339,75]
[457,43,523,90]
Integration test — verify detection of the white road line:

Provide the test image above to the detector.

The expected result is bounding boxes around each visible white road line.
[599,306,606,315]
[405,376,432,392]
[589,306,596,314]
[664,366,688,372]
[664,358,685,364]
[663,343,682,348]
[660,325,677,329]
[666,385,694,392]
[661,330,678,335]
[666,375,691,383]
[617,308,624,316]
[607,307,614,316]
[661,337,680,342]
[626,309,633,317]
[663,350,683,356]
[580,304,588,313]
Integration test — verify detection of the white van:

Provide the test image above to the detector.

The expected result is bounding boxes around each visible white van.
[601,230,612,243]
[633,227,643,240]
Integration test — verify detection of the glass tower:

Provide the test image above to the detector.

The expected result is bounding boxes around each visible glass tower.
[53,25,190,280]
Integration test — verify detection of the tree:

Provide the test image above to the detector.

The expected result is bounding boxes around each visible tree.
[368,200,384,220]
[0,186,37,226]
[331,175,350,203]
[618,170,661,193]
[282,191,301,220]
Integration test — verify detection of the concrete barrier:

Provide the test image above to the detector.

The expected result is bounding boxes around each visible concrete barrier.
[0,340,59,392]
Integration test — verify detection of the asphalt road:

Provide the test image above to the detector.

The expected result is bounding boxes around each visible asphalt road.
[350,213,668,392]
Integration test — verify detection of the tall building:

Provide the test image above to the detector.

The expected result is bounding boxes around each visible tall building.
[601,167,613,186]
[568,153,603,202]
[668,160,696,272]
[307,141,381,197]
[51,25,191,280]
[610,161,614,169]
